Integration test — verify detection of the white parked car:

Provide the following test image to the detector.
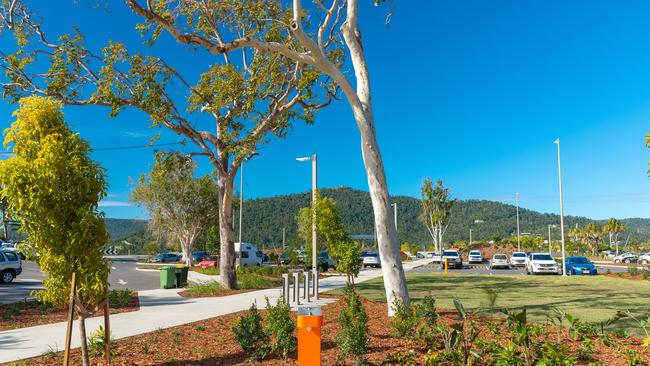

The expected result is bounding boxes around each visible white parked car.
[510,252,528,267]
[431,252,442,263]
[468,250,483,264]
[362,252,381,268]
[638,253,650,265]
[441,250,463,269]
[613,253,637,264]
[526,253,560,275]
[0,250,22,283]
[489,254,510,269]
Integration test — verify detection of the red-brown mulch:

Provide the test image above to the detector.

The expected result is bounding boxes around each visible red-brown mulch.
[21,294,650,366]
[0,294,139,332]
[603,271,650,281]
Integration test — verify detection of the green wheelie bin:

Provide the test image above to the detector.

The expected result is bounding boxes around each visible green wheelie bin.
[159,266,176,289]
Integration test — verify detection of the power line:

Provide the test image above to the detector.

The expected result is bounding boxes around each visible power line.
[0,141,184,154]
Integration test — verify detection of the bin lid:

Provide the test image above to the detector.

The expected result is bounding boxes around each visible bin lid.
[159,266,170,270]
[298,306,321,316]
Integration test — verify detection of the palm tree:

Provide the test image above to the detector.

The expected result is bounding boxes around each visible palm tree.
[603,218,627,256]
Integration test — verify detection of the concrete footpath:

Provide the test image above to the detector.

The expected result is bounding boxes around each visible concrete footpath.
[0,259,429,363]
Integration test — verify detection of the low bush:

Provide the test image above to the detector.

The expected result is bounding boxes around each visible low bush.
[238,272,275,289]
[336,286,369,364]
[191,267,219,276]
[108,288,134,308]
[628,267,639,276]
[390,296,418,338]
[88,326,113,357]
[185,281,225,296]
[264,298,296,359]
[231,303,269,361]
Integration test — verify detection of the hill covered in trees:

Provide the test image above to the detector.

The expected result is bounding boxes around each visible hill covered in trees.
[104,187,650,252]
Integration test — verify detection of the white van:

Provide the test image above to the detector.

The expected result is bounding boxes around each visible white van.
[235,242,263,267]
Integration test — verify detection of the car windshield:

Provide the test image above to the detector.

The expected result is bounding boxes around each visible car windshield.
[533,254,553,261]
[470,251,480,255]
[367,253,378,258]
[570,257,590,264]
[494,255,507,260]
[443,251,459,257]
[512,253,527,258]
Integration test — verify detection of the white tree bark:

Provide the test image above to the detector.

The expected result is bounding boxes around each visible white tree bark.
[217,174,237,289]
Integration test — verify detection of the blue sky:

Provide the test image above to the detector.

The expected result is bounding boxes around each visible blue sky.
[1,0,650,220]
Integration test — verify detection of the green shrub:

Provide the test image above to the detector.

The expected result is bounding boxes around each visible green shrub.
[628,267,639,276]
[191,267,219,275]
[88,326,113,357]
[336,286,369,364]
[108,288,134,308]
[185,281,225,296]
[231,303,269,361]
[238,272,275,289]
[414,294,438,344]
[390,296,418,338]
[264,298,296,359]
[621,347,647,366]
[576,338,595,362]
[536,341,576,366]
[383,349,418,366]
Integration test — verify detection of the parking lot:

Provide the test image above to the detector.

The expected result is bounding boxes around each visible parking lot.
[410,261,629,275]
[0,260,160,304]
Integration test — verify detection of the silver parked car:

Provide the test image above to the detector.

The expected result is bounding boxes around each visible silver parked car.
[441,250,462,269]
[489,254,510,269]
[0,250,22,284]
[613,253,637,264]
[362,252,381,268]
[510,252,528,267]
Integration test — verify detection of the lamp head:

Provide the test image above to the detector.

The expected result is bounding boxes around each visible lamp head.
[296,157,311,162]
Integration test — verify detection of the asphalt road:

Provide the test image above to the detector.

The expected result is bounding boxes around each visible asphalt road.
[0,260,160,304]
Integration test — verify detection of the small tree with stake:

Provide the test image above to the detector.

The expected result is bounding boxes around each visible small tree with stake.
[0,96,110,366]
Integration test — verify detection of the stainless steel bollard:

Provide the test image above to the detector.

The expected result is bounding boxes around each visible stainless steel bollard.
[312,269,319,300]
[293,272,300,305]
[303,271,310,302]
[282,273,290,304]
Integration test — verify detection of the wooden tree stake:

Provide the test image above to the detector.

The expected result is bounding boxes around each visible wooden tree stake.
[63,272,77,366]
[104,292,111,365]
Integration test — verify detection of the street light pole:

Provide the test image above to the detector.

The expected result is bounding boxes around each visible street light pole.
[469,228,473,246]
[516,193,521,252]
[238,161,244,244]
[554,139,567,276]
[296,155,318,281]
[391,202,397,232]
[548,224,552,254]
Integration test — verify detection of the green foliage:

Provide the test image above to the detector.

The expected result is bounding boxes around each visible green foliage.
[383,349,418,366]
[88,326,113,357]
[337,286,369,364]
[621,347,647,366]
[264,298,296,359]
[131,151,218,266]
[237,272,275,289]
[185,281,225,296]
[143,241,161,256]
[231,303,270,361]
[420,178,457,252]
[576,338,595,362]
[108,288,134,308]
[0,96,108,308]
[390,296,418,338]
[298,194,361,281]
[536,341,576,366]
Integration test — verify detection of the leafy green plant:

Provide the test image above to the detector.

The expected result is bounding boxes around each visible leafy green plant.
[536,341,576,366]
[231,303,269,361]
[88,326,113,357]
[264,298,296,359]
[390,295,418,338]
[414,294,438,344]
[238,272,275,289]
[108,288,134,308]
[502,308,535,366]
[576,338,595,362]
[628,266,639,276]
[621,347,647,366]
[336,286,369,365]
[382,349,418,366]
[185,281,225,296]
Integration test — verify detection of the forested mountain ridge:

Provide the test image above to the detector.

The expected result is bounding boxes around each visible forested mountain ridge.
[105,187,650,252]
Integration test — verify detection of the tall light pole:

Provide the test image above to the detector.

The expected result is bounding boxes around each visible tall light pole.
[238,161,244,244]
[516,193,521,251]
[391,202,397,236]
[554,139,567,276]
[548,224,552,254]
[297,155,318,274]
[469,228,473,246]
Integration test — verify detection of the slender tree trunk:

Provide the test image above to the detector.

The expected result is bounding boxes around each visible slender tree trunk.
[78,313,90,366]
[218,174,237,289]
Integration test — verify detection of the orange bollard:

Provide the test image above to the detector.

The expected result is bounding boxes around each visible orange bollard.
[297,307,323,366]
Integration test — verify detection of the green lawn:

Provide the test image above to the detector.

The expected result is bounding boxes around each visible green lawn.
[346,273,650,336]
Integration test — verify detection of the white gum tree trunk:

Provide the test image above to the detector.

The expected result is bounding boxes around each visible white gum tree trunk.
[218,174,237,289]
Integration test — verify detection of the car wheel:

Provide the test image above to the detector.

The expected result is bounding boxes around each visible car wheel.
[1,270,14,284]
[642,259,649,264]
[614,259,620,263]
[623,259,631,264]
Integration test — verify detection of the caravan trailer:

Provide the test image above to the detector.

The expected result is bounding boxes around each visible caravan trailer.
[235,242,263,267]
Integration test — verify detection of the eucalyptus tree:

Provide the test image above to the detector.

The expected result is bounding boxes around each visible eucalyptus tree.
[603,218,626,256]
[584,222,604,256]
[0,0,411,308]
[0,1,334,289]
[131,151,219,266]
[420,178,457,253]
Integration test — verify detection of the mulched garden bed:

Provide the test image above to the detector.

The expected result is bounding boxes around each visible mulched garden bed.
[178,288,257,298]
[21,293,650,366]
[0,293,139,332]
